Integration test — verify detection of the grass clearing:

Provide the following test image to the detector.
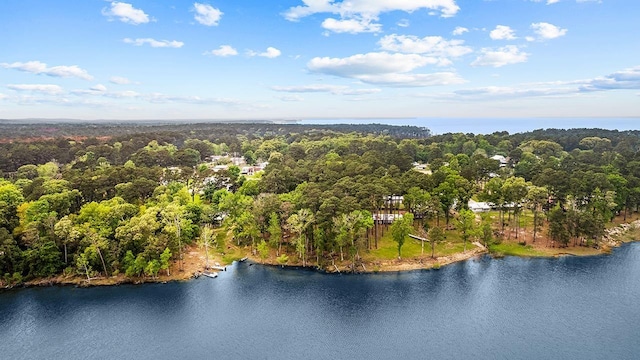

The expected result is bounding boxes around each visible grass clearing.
[365,226,475,260]
[489,242,547,257]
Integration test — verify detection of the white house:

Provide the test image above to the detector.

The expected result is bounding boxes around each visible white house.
[468,199,491,212]
[491,155,509,168]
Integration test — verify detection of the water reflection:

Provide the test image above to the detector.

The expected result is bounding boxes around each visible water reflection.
[1,243,639,360]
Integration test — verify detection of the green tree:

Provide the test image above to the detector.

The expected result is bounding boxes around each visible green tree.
[458,209,476,252]
[145,259,161,278]
[427,226,445,259]
[526,185,548,243]
[548,205,570,247]
[267,212,283,255]
[23,241,63,278]
[123,250,136,277]
[199,224,214,269]
[257,240,269,263]
[334,213,350,262]
[502,176,528,240]
[287,209,314,266]
[160,247,172,276]
[391,213,414,259]
[481,177,506,235]
[0,228,22,276]
[133,254,147,277]
[53,216,81,264]
[76,248,93,281]
[82,227,109,277]
[0,182,26,232]
[161,203,188,271]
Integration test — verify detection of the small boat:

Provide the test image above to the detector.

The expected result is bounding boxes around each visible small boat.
[203,272,218,278]
[210,265,226,271]
[239,257,248,262]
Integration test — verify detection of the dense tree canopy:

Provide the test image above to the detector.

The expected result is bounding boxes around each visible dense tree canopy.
[2,122,640,284]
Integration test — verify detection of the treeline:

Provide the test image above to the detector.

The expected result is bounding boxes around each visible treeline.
[2,124,640,286]
[0,122,430,173]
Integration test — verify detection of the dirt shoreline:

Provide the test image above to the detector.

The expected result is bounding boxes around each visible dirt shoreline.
[5,220,639,290]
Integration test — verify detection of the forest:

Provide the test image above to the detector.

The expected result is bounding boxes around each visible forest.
[2,122,640,286]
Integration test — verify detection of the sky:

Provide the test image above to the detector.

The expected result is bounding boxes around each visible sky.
[1,0,639,122]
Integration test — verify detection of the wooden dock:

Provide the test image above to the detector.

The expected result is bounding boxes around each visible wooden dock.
[409,234,428,242]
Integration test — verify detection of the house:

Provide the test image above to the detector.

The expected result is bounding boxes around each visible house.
[372,213,403,224]
[491,155,509,168]
[212,165,229,172]
[413,162,427,170]
[468,199,491,212]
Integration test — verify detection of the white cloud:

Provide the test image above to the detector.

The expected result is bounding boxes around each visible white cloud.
[272,84,382,95]
[530,22,567,40]
[2,84,255,110]
[91,84,107,92]
[579,66,640,92]
[7,84,64,95]
[106,90,140,98]
[205,45,238,57]
[308,52,465,86]
[429,66,640,102]
[452,26,468,36]
[490,25,517,40]
[452,86,574,99]
[110,76,132,85]
[471,46,528,67]
[322,17,382,34]
[193,3,223,26]
[1,61,93,80]
[145,93,241,106]
[378,34,472,58]
[284,0,461,21]
[530,0,562,4]
[357,72,465,87]
[397,19,410,27]
[272,84,347,93]
[102,2,150,25]
[71,84,111,96]
[263,47,282,58]
[341,88,383,95]
[1,61,47,73]
[248,47,282,58]
[124,38,184,48]
[531,0,600,4]
[309,52,438,76]
[278,95,305,102]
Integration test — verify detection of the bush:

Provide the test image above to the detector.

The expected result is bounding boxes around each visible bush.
[276,254,289,265]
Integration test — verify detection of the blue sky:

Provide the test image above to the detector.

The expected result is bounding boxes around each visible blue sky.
[1,0,639,121]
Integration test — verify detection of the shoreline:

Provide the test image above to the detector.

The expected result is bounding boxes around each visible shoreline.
[4,220,639,290]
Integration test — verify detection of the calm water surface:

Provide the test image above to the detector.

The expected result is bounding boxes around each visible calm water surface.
[1,243,640,360]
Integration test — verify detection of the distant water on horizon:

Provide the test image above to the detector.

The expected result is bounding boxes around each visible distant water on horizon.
[299,118,639,135]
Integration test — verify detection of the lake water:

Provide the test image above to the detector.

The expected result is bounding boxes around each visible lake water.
[2,243,640,360]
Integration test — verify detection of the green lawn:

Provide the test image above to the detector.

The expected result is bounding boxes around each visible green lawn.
[488,242,547,257]
[365,226,475,260]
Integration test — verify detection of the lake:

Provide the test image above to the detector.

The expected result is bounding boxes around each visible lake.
[1,243,640,360]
